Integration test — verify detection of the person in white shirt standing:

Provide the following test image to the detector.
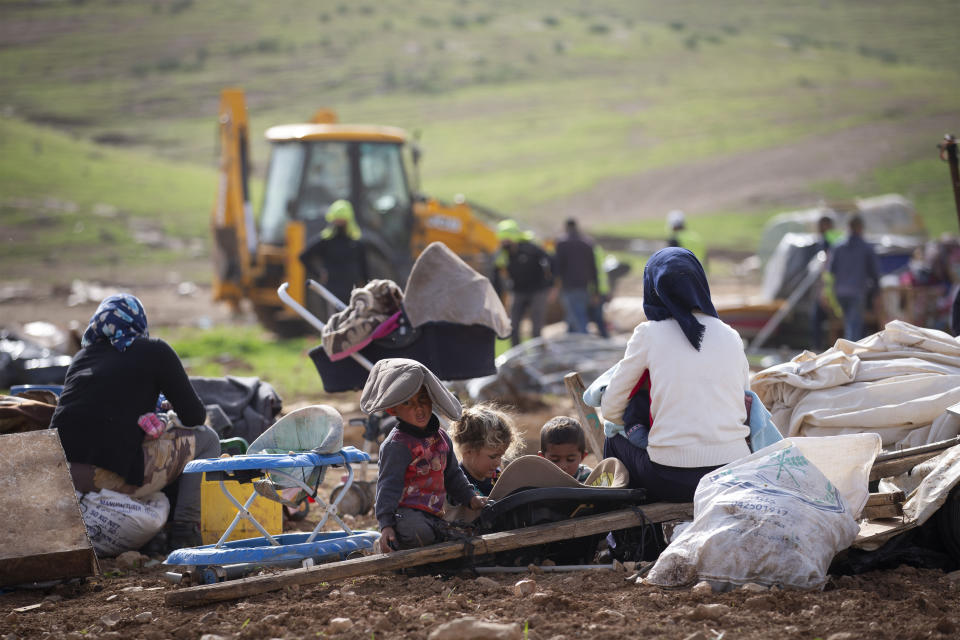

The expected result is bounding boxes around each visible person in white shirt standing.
[600,247,750,502]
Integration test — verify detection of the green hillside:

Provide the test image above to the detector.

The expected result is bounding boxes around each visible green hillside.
[2,0,960,269]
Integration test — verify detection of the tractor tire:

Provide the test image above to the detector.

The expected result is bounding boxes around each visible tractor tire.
[253,304,309,338]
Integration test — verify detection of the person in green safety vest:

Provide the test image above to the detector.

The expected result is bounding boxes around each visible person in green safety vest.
[493,219,554,347]
[666,210,708,273]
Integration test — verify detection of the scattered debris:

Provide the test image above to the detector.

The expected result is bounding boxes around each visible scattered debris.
[66,279,121,307]
[691,581,713,595]
[466,334,627,401]
[12,604,42,614]
[513,579,537,596]
[100,611,123,628]
[116,551,147,570]
[474,576,498,589]
[687,603,731,621]
[427,616,521,640]
[328,617,353,632]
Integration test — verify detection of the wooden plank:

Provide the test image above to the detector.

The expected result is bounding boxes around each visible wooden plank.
[165,503,693,607]
[869,437,960,480]
[861,503,903,520]
[0,430,99,587]
[854,518,914,548]
[865,491,905,507]
[870,452,946,481]
[563,372,606,458]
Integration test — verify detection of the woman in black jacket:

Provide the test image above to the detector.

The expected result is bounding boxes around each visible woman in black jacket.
[51,293,220,551]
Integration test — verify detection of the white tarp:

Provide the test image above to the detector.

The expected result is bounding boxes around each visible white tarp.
[752,321,960,448]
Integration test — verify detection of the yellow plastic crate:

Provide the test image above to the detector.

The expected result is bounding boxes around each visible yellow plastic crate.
[200,473,283,545]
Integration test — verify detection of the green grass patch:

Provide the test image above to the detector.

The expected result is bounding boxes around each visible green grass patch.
[595,208,771,251]
[3,0,960,282]
[161,325,324,403]
[0,115,221,241]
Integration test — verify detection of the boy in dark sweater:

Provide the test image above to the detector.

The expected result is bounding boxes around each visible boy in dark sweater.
[361,358,485,553]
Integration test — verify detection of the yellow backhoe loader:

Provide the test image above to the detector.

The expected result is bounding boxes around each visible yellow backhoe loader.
[211,88,500,333]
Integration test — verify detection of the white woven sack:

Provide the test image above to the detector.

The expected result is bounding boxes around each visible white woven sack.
[77,489,170,558]
[647,433,879,590]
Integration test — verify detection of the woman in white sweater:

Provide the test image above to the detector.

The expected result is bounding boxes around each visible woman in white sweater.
[600,247,750,502]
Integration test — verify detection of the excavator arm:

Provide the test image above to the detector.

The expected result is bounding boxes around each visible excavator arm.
[211,88,257,307]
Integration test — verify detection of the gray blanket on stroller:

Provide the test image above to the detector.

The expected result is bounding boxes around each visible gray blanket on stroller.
[403,242,511,338]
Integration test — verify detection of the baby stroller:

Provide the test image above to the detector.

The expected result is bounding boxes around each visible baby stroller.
[281,241,510,393]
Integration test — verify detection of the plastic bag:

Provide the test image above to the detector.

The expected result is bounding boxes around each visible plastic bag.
[646,434,880,590]
[77,488,170,557]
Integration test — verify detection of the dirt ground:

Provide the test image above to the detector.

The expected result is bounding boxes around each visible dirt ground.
[3,536,960,640]
[4,396,960,639]
[4,265,960,640]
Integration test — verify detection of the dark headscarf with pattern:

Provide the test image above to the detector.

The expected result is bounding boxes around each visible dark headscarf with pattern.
[642,247,717,351]
[81,293,149,352]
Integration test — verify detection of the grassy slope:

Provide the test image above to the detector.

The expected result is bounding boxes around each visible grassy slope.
[3,1,959,399]
[2,0,959,258]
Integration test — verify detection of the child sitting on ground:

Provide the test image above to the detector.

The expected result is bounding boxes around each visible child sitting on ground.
[448,403,524,500]
[538,416,592,482]
[361,358,485,553]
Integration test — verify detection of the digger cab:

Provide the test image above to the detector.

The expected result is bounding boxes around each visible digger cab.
[260,123,419,282]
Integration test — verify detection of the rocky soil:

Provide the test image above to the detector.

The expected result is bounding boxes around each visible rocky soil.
[3,553,959,640]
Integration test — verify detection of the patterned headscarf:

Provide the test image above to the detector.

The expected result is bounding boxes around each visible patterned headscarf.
[80,293,149,352]
[642,247,717,351]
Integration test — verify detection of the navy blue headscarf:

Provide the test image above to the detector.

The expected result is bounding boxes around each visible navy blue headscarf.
[642,247,717,350]
[81,293,149,352]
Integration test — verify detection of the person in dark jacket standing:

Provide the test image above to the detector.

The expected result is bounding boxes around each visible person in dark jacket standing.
[828,215,881,341]
[300,199,369,307]
[810,214,839,350]
[553,218,598,334]
[51,294,220,551]
[494,219,554,346]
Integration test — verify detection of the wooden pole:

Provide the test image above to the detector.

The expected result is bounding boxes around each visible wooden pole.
[937,135,960,335]
[165,503,693,607]
[563,372,607,458]
[869,435,960,481]
[938,134,960,230]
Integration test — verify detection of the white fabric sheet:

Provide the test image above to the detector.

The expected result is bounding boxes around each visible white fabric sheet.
[752,321,960,449]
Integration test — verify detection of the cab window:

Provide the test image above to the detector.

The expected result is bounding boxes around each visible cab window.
[358,142,411,247]
[299,141,352,222]
[259,142,305,245]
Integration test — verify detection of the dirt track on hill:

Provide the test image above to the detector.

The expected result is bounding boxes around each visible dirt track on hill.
[528,113,958,227]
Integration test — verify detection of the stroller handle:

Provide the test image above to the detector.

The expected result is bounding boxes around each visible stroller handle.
[277,282,375,371]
